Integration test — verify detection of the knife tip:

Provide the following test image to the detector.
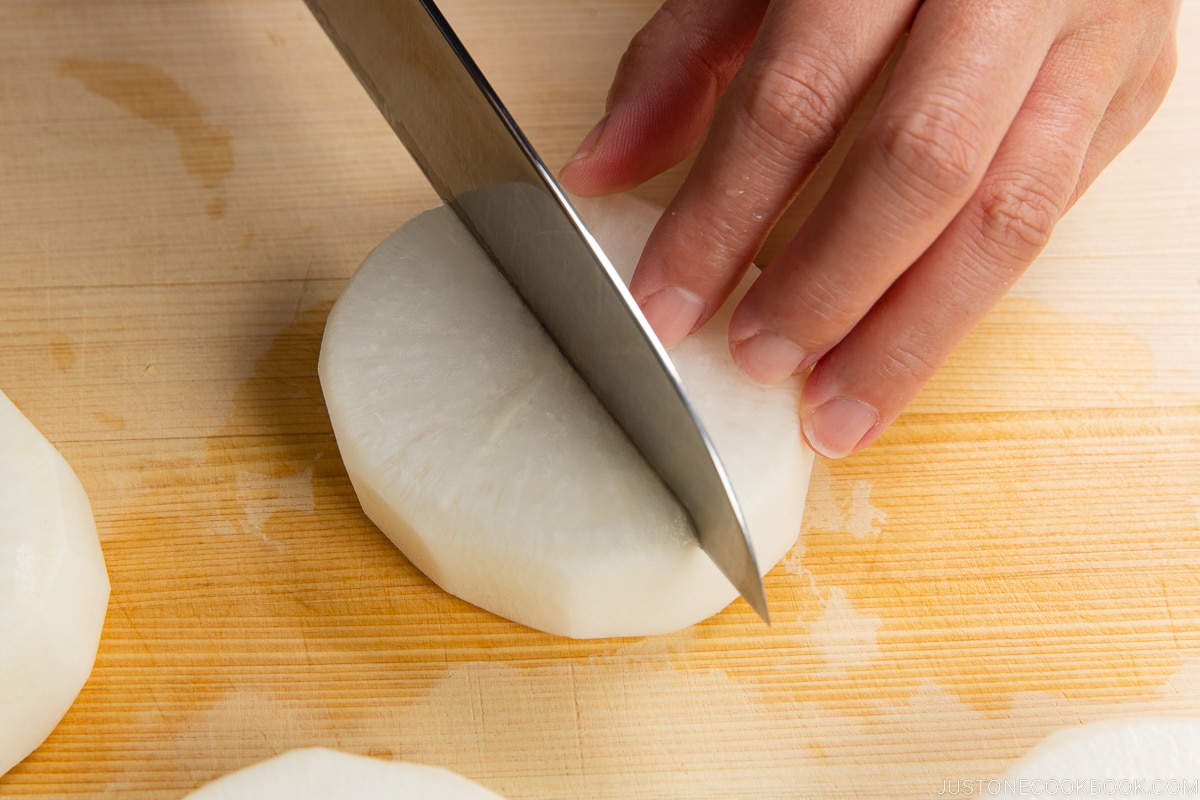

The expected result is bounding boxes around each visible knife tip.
[742,576,770,626]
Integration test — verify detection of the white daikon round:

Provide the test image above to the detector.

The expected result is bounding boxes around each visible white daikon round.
[0,389,109,776]
[319,192,813,638]
[998,717,1200,796]
[184,748,505,799]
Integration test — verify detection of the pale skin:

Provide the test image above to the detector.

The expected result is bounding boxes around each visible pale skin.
[559,0,1180,458]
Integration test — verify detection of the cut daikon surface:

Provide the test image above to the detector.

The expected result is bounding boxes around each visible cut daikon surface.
[184,748,505,799]
[319,192,813,638]
[998,717,1200,796]
[0,390,109,776]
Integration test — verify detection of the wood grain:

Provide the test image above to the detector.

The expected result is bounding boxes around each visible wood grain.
[1,1,1198,797]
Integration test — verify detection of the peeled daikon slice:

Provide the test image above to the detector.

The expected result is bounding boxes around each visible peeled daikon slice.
[0,389,109,776]
[319,191,812,638]
[997,717,1200,796]
[184,748,505,799]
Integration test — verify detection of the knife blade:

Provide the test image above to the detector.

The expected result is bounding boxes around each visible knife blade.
[304,0,769,623]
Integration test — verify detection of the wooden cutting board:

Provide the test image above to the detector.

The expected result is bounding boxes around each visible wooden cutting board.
[1,1,1198,797]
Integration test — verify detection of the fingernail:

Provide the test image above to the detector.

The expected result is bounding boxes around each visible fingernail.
[640,286,705,349]
[564,113,610,168]
[802,397,879,459]
[731,331,808,385]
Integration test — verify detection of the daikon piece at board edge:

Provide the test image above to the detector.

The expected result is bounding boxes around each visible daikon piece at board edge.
[0,389,108,776]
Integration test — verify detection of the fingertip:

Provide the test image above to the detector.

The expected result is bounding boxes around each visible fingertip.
[800,395,880,459]
[638,286,706,349]
[730,331,810,386]
[727,298,816,385]
[797,359,885,458]
[558,114,611,195]
[557,163,602,197]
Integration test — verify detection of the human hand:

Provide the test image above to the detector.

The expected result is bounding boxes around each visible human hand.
[559,0,1179,458]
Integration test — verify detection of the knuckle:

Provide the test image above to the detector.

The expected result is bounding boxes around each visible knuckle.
[626,4,747,90]
[881,97,986,201]
[977,172,1066,263]
[620,6,692,81]
[622,19,661,68]
[790,271,862,337]
[675,15,751,89]
[740,54,849,154]
[657,4,739,83]
[683,208,759,271]
[1148,37,1179,98]
[877,342,940,386]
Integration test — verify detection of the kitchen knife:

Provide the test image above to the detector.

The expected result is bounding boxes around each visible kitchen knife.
[304,0,769,623]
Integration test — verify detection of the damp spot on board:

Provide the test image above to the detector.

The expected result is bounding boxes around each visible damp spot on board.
[354,659,826,795]
[203,301,337,539]
[205,196,227,220]
[58,58,234,218]
[796,467,886,543]
[805,585,882,672]
[48,335,76,371]
[91,411,127,431]
[266,30,287,47]
[670,296,1200,716]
